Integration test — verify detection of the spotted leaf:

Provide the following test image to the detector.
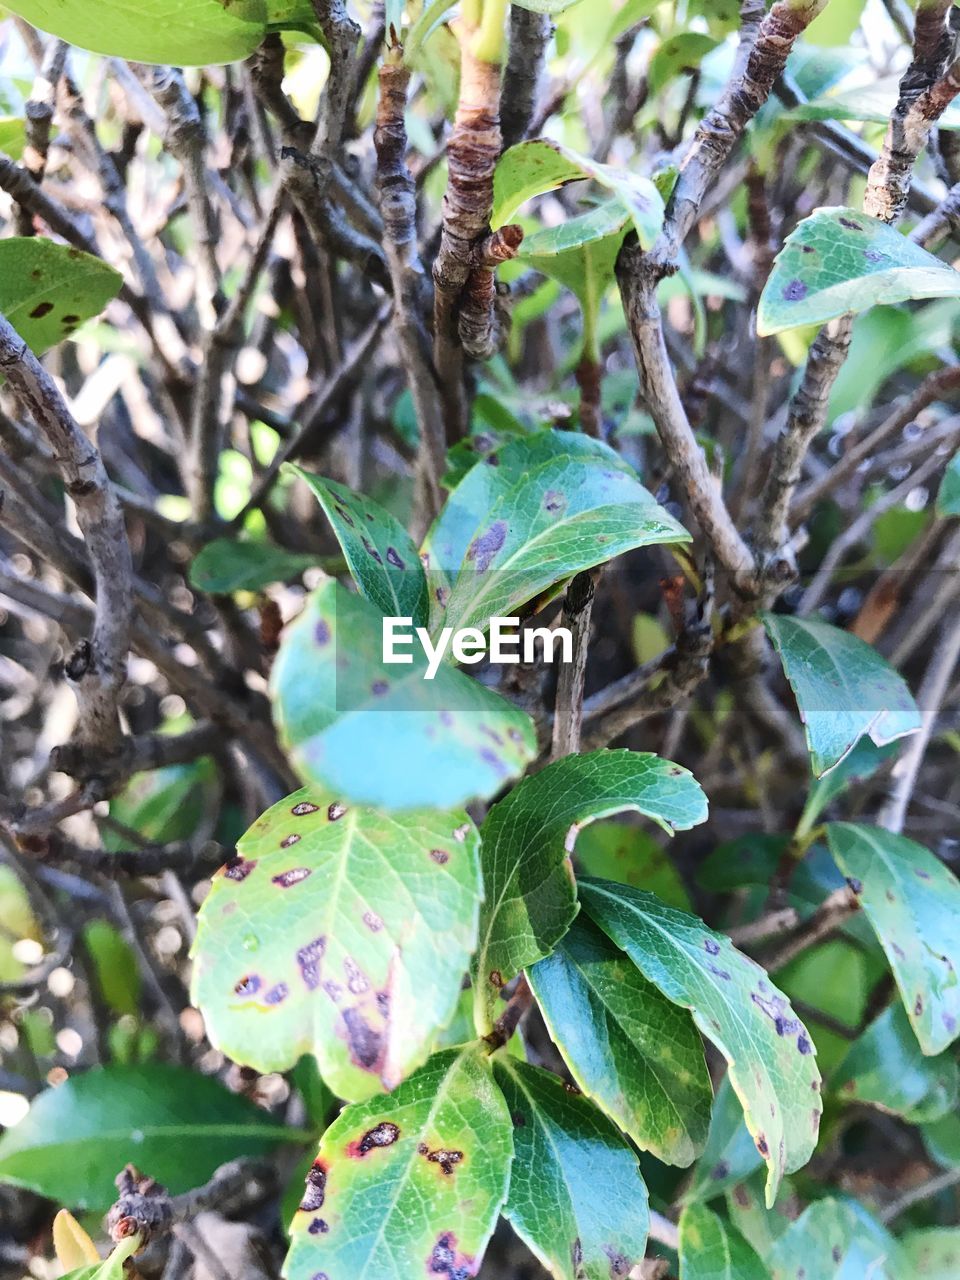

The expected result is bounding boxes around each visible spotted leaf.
[271,579,536,809]
[527,914,712,1165]
[767,1198,905,1280]
[826,823,960,1055]
[757,207,960,336]
[678,1203,769,1280]
[494,1056,649,1280]
[472,749,708,1032]
[580,879,822,1207]
[762,613,919,777]
[191,787,482,1100]
[284,1046,512,1280]
[0,239,120,355]
[291,467,429,627]
[421,431,688,635]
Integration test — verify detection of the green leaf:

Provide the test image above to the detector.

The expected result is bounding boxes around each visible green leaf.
[684,1075,763,1204]
[0,117,26,162]
[902,1228,960,1279]
[191,786,482,1100]
[826,823,960,1055]
[493,140,665,248]
[832,1003,958,1121]
[271,579,537,809]
[573,821,691,908]
[513,0,587,12]
[60,1234,142,1280]
[648,34,720,95]
[679,1203,769,1280]
[2,0,314,65]
[580,880,823,1207]
[762,613,920,777]
[472,749,708,1031]
[0,239,120,355]
[757,207,960,336]
[104,759,215,852]
[81,921,140,1018]
[422,431,689,636]
[284,1046,512,1280]
[527,914,712,1165]
[291,468,429,627]
[937,450,960,517]
[494,1057,649,1280]
[189,538,317,593]
[767,1198,904,1280]
[0,1064,295,1212]
[786,74,960,130]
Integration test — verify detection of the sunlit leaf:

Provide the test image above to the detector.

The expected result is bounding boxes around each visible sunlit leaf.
[423,431,689,636]
[528,914,712,1165]
[758,208,960,336]
[0,239,120,355]
[762,613,920,777]
[767,1197,905,1280]
[827,823,960,1055]
[678,1203,769,1280]
[284,1047,512,1280]
[272,579,536,809]
[580,880,822,1207]
[494,1057,649,1280]
[473,749,708,1031]
[2,0,315,64]
[192,786,481,1099]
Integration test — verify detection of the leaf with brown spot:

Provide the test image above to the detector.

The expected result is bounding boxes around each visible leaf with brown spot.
[580,880,821,1207]
[290,468,429,627]
[0,238,120,356]
[191,786,481,1100]
[284,1047,512,1280]
[827,823,960,1055]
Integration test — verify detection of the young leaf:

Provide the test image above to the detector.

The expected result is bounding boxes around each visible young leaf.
[284,1047,512,1280]
[291,467,430,627]
[53,1210,101,1270]
[494,1057,650,1280]
[826,823,960,1055]
[527,914,712,1165]
[0,239,121,355]
[271,579,536,809]
[580,880,822,1207]
[832,1003,958,1122]
[472,749,708,1031]
[58,1233,143,1280]
[189,538,317,593]
[492,139,664,248]
[767,1197,905,1280]
[762,613,920,777]
[678,1203,769,1280]
[423,431,689,636]
[757,207,960,336]
[937,449,960,517]
[2,0,314,65]
[192,786,482,1100]
[0,1064,295,1212]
